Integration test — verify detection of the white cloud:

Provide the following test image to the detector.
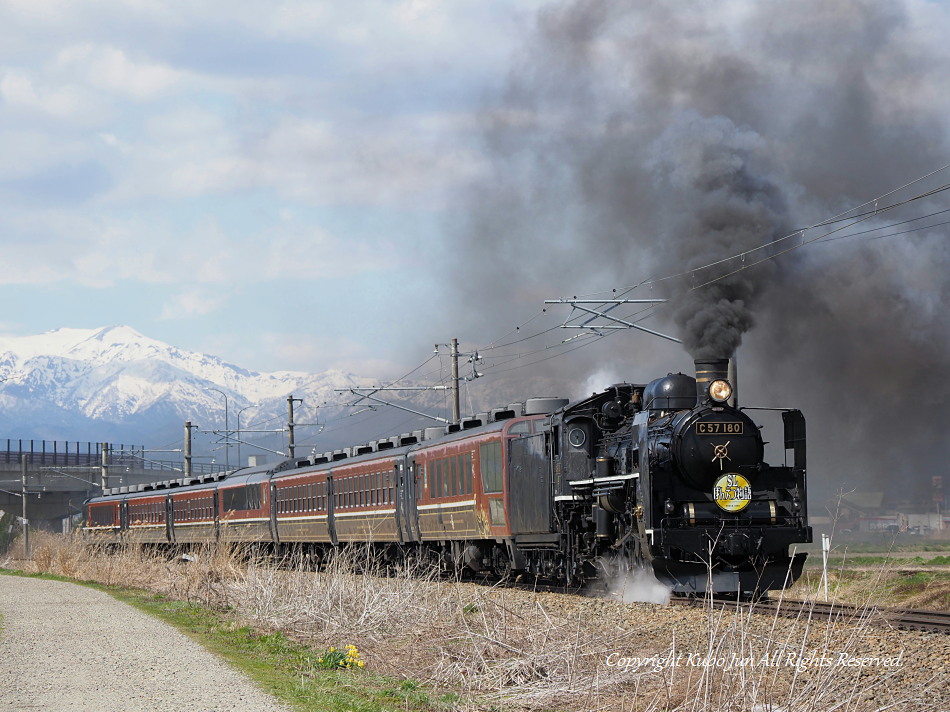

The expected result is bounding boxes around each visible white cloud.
[263,3,332,38]
[0,202,408,290]
[0,1,513,211]
[0,69,108,123]
[52,44,183,100]
[0,0,544,375]
[0,41,186,131]
[159,287,230,320]
[94,105,485,207]
[212,330,405,376]
[248,114,485,207]
[2,0,171,25]
[166,156,258,196]
[143,106,228,140]
[0,129,93,179]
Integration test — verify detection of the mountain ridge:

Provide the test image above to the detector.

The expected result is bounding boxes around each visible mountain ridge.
[0,325,565,462]
[0,326,377,451]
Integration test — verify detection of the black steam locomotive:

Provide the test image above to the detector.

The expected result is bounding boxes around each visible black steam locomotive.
[551,358,810,594]
[85,357,810,596]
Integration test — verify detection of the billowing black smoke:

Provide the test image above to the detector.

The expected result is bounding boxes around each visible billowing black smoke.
[445,0,950,503]
[647,113,791,358]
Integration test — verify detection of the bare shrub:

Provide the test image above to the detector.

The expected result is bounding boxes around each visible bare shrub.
[32,541,55,573]
[8,535,948,712]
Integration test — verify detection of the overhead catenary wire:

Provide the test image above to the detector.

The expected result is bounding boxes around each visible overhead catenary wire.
[475,333,609,376]
[125,160,950,457]
[462,162,950,380]
[291,161,950,421]
[818,205,950,243]
[688,184,950,291]
[629,179,950,291]
[353,163,950,432]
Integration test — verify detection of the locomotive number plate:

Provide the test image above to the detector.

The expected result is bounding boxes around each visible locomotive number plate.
[696,421,743,435]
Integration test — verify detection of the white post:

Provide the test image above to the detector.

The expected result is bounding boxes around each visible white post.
[21,454,29,560]
[821,533,831,602]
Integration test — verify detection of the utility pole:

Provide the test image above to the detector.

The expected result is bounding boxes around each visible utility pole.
[100,443,109,490]
[183,422,193,479]
[450,337,460,423]
[287,395,302,458]
[204,387,230,470]
[337,337,470,425]
[21,454,29,560]
[236,404,257,469]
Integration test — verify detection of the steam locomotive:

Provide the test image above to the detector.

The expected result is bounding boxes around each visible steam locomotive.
[84,358,811,595]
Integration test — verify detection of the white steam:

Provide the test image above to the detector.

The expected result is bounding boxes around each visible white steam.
[579,368,621,398]
[605,563,672,605]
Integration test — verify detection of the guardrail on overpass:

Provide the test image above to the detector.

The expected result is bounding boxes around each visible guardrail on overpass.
[0,439,223,475]
[0,439,228,529]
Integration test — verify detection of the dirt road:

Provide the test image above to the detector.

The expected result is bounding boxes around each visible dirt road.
[0,575,294,712]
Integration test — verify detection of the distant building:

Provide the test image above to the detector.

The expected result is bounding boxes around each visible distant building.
[859,512,907,533]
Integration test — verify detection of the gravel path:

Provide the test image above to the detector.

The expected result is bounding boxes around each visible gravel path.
[0,575,295,712]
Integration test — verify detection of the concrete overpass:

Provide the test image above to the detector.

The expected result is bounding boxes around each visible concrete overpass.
[0,440,226,531]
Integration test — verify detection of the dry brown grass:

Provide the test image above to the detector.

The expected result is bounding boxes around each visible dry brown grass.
[791,558,950,612]
[4,533,947,712]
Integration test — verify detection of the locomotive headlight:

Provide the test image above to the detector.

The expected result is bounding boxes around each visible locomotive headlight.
[708,379,733,403]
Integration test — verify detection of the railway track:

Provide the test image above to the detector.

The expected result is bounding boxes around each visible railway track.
[670,595,950,635]
[478,574,950,634]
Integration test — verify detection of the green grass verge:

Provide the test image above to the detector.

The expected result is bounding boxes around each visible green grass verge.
[0,569,454,712]
[792,566,950,609]
[830,541,950,554]
[818,554,950,567]
[885,570,950,600]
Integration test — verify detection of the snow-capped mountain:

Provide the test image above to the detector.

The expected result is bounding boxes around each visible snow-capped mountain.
[0,325,565,463]
[0,326,379,451]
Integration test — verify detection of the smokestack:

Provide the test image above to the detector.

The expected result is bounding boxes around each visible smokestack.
[695,358,729,405]
[728,356,738,408]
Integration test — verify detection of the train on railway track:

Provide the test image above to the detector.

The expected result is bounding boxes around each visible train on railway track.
[84,357,811,596]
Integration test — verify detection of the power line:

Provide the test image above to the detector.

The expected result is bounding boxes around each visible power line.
[466,163,950,379]
[638,179,950,291]
[818,205,950,243]
[286,164,950,400]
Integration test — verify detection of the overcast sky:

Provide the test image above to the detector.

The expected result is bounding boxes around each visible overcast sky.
[3,0,950,412]
[0,0,555,376]
[6,0,950,503]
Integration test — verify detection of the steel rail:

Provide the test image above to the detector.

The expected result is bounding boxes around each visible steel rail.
[669,596,950,635]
